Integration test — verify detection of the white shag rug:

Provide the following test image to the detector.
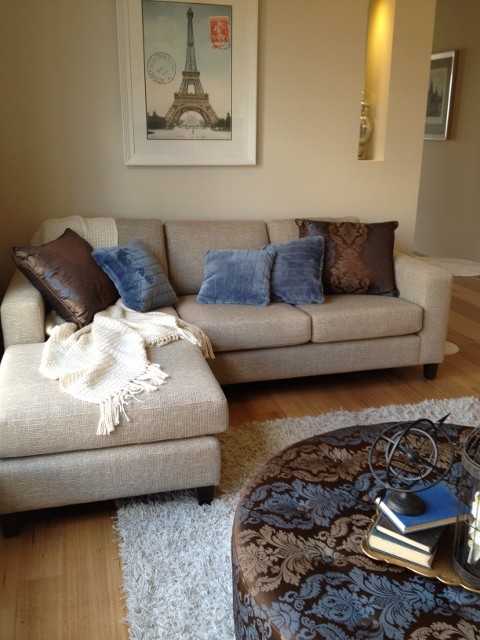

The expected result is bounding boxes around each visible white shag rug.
[115,396,480,640]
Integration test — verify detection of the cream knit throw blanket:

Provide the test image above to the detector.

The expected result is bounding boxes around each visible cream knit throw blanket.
[40,300,214,435]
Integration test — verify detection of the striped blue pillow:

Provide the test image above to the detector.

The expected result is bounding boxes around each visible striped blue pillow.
[93,241,177,312]
[197,248,275,305]
[265,236,325,304]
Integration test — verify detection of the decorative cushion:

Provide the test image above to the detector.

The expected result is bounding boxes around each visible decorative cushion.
[264,236,325,304]
[11,228,119,326]
[92,240,177,312]
[197,248,275,306]
[296,219,399,296]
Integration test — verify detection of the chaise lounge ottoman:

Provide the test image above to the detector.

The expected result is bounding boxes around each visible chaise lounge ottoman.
[0,339,228,536]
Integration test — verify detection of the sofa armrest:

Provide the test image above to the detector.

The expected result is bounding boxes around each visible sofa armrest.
[1,270,46,348]
[394,253,453,365]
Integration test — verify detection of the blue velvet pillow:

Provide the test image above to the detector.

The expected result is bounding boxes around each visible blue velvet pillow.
[197,248,275,305]
[92,240,177,312]
[265,236,325,304]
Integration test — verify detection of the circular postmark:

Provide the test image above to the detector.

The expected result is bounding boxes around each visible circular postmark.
[147,52,176,84]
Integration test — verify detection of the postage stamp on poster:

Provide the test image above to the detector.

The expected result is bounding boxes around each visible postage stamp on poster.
[209,16,230,49]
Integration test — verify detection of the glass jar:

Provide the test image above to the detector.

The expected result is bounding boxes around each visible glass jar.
[452,428,480,589]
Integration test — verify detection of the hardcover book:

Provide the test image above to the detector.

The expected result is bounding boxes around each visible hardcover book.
[367,518,439,568]
[375,482,459,534]
[375,513,446,552]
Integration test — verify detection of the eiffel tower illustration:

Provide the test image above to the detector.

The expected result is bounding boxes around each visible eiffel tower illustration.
[164,6,219,128]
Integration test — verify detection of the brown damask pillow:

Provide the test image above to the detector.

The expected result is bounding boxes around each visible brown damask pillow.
[296,219,399,296]
[11,228,119,326]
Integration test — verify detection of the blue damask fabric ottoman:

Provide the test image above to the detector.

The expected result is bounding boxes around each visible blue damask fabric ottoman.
[231,423,480,640]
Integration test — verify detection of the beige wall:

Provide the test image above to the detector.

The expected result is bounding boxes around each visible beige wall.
[415,0,480,262]
[0,0,436,301]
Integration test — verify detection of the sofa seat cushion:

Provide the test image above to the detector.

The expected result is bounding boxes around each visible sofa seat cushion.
[296,295,423,344]
[0,341,227,459]
[175,295,312,352]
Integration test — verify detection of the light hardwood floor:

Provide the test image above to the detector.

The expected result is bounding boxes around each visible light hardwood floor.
[1,276,479,639]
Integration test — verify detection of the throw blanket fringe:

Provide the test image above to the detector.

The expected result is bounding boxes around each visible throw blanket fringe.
[40,301,214,435]
[98,363,170,436]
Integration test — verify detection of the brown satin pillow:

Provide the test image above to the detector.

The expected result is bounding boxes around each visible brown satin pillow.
[11,228,119,326]
[296,219,399,296]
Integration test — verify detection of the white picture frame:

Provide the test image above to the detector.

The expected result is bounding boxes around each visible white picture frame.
[116,0,258,165]
[424,51,457,141]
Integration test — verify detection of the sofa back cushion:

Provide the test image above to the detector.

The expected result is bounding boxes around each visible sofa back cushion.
[30,215,118,249]
[116,218,169,274]
[267,217,360,245]
[164,220,269,295]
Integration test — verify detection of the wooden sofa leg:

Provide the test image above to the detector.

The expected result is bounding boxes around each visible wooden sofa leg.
[1,513,21,538]
[423,363,439,380]
[196,485,214,506]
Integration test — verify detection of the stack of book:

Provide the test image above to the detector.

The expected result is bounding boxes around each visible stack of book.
[367,482,458,568]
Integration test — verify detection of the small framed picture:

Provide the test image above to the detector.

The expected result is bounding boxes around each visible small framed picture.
[424,50,457,140]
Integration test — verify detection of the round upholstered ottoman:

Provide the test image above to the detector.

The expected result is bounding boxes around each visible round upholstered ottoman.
[231,423,480,640]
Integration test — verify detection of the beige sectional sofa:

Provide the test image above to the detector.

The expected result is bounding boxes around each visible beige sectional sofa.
[0,216,453,535]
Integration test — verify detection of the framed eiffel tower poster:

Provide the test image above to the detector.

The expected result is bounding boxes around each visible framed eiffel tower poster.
[116,0,258,165]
